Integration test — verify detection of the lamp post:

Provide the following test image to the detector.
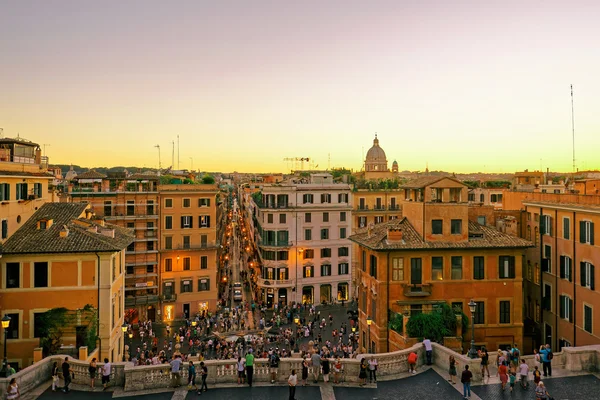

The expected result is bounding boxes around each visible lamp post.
[128,332,133,361]
[1,315,11,377]
[468,299,477,359]
[366,315,372,354]
[191,321,197,355]
[293,316,300,353]
[121,323,128,361]
[351,326,357,351]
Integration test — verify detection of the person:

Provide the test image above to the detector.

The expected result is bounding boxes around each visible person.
[509,371,516,392]
[89,358,97,389]
[199,361,208,393]
[170,354,182,388]
[62,357,73,393]
[245,349,255,387]
[321,355,330,383]
[237,356,245,384]
[301,357,309,386]
[368,357,378,383]
[539,344,552,377]
[478,347,489,378]
[496,349,504,377]
[533,365,542,385]
[535,381,549,399]
[6,378,19,400]
[187,361,198,391]
[102,358,112,391]
[510,344,520,373]
[269,349,280,383]
[51,362,59,392]
[359,358,367,386]
[6,364,15,377]
[311,351,321,383]
[498,360,508,390]
[448,355,457,384]
[519,359,530,389]
[534,348,541,369]
[461,365,472,399]
[333,357,342,384]
[288,369,297,400]
[407,351,418,374]
[422,338,433,365]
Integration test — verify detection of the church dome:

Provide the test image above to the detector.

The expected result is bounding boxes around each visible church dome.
[366,135,387,162]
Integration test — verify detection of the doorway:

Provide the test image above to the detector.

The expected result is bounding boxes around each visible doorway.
[320,284,331,304]
[183,303,190,320]
[278,288,287,307]
[302,286,314,304]
[147,306,156,322]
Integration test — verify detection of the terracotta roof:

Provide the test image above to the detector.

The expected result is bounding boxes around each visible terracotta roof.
[523,201,600,212]
[349,218,533,250]
[400,176,465,189]
[128,173,159,180]
[75,170,107,180]
[0,170,54,178]
[1,203,134,254]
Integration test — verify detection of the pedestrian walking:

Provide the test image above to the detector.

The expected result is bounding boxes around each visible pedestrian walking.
[321,355,330,383]
[368,357,378,383]
[245,349,255,387]
[170,354,182,388]
[461,365,472,399]
[301,357,309,386]
[422,338,433,365]
[288,369,297,400]
[478,347,490,378]
[102,358,112,391]
[519,359,529,389]
[499,361,508,390]
[51,362,59,392]
[88,358,97,388]
[237,356,246,384]
[311,351,321,383]
[359,358,368,386]
[187,361,198,391]
[61,357,73,393]
[6,378,19,400]
[199,361,208,393]
[269,349,280,383]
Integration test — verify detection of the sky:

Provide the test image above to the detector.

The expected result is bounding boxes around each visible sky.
[1,0,600,174]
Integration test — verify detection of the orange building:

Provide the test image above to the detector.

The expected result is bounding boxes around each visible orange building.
[0,203,133,368]
[349,176,532,353]
[159,183,219,321]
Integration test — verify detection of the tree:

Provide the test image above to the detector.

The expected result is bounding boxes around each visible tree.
[37,305,97,357]
[406,304,466,342]
[201,175,215,184]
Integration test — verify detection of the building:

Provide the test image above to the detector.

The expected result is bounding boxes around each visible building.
[0,203,133,367]
[67,171,161,322]
[349,176,532,353]
[468,187,505,210]
[159,183,219,321]
[249,173,352,306]
[352,190,403,231]
[574,179,600,195]
[0,137,54,243]
[363,135,396,181]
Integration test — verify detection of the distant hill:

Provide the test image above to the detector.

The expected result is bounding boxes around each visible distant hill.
[51,164,157,177]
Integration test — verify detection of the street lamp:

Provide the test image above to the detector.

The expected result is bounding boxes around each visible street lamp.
[366,315,372,354]
[1,315,11,377]
[121,323,128,361]
[468,299,477,359]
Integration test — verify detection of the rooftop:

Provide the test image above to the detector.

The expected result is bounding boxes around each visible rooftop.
[74,170,108,180]
[400,175,464,189]
[523,200,600,212]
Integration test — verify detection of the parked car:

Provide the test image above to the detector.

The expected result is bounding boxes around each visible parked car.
[233,289,243,301]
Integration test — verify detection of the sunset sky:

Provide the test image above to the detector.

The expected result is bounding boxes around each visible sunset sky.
[1,1,600,173]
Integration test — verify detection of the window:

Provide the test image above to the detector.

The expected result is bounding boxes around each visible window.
[126,265,133,275]
[369,254,377,278]
[358,216,367,228]
[267,214,273,223]
[303,265,313,278]
[165,216,173,230]
[580,221,595,245]
[374,216,384,224]
[277,251,289,260]
[432,257,443,280]
[1,219,7,239]
[34,262,48,288]
[33,312,45,338]
[165,259,172,272]
[199,198,211,207]
[479,193,484,202]
[451,256,462,280]
[301,214,311,225]
[491,194,502,203]
[321,194,331,203]
[451,219,462,235]
[165,236,173,249]
[183,198,191,208]
[200,256,208,270]
[473,302,485,324]
[198,278,210,291]
[183,236,190,249]
[305,229,312,240]
[0,183,10,201]
[338,263,349,274]
[277,230,289,245]
[584,305,593,334]
[199,215,211,228]
[534,227,539,246]
[279,214,286,223]
[559,295,573,322]
[103,201,112,216]
[183,257,191,271]
[541,215,553,236]
[165,198,173,208]
[392,257,404,281]
[340,212,346,222]
[527,226,531,241]
[146,265,154,273]
[320,228,329,240]
[321,264,332,276]
[499,256,516,279]
[323,212,329,223]
[338,247,349,257]
[181,216,192,228]
[278,267,289,280]
[127,242,135,252]
[580,262,595,290]
[181,279,193,293]
[126,200,135,216]
[499,301,511,324]
[543,245,552,273]
[5,262,19,288]
[473,256,485,280]
[527,261,533,281]
[321,248,331,258]
[468,193,475,202]
[339,227,347,239]
[303,249,314,259]
[534,213,539,222]
[303,194,314,204]
[563,217,570,240]
[432,220,443,234]
[146,241,154,251]
[5,313,19,339]
[16,183,28,200]
[338,193,349,203]
[362,250,366,272]
[200,234,207,247]
[559,256,572,282]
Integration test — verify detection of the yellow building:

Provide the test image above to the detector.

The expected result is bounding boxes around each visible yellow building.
[159,183,219,321]
[0,203,133,367]
[0,137,54,243]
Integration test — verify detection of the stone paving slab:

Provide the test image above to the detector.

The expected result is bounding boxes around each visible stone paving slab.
[472,374,600,400]
[182,385,322,400]
[334,368,464,400]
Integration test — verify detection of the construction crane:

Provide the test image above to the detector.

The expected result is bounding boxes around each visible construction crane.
[154,144,161,176]
[283,157,310,172]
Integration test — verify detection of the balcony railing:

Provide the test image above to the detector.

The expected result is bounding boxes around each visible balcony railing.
[258,240,290,248]
[356,205,401,211]
[402,283,432,297]
[255,202,294,209]
[105,214,159,220]
[256,278,294,288]
[124,295,159,307]
[162,293,177,303]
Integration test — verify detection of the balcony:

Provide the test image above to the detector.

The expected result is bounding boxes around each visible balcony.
[356,205,400,212]
[105,213,159,220]
[402,283,432,297]
[164,242,221,252]
[162,293,178,303]
[255,202,294,209]
[126,249,159,255]
[258,240,290,248]
[256,278,294,288]
[124,295,159,307]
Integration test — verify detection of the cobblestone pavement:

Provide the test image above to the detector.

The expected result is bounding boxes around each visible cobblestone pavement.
[334,369,464,400]
[182,385,321,400]
[472,374,600,400]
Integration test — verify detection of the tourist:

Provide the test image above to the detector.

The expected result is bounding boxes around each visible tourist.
[170,354,182,388]
[448,355,457,384]
[533,348,541,369]
[51,362,59,392]
[6,378,19,400]
[245,349,255,387]
[478,346,489,378]
[498,359,508,390]
[359,359,367,386]
[535,381,549,399]
[533,365,542,385]
[62,357,73,393]
[199,361,208,393]
[288,369,297,400]
[508,371,516,392]
[407,351,418,374]
[311,350,321,383]
[510,344,521,373]
[301,357,309,386]
[496,349,504,377]
[237,356,245,384]
[460,365,472,399]
[269,348,280,383]
[187,361,198,392]
[321,355,330,383]
[539,344,552,377]
[368,357,378,383]
[333,357,342,384]
[88,358,97,388]
[423,337,433,365]
[102,358,112,391]
[519,359,530,389]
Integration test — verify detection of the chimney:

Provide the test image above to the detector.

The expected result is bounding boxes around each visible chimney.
[100,229,115,238]
[59,225,69,238]
[387,228,403,242]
